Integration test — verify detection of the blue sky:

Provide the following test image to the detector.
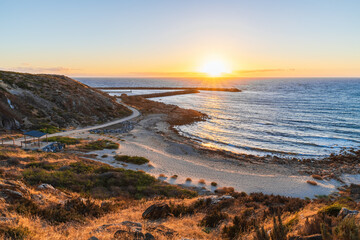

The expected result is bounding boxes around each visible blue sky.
[1,0,359,77]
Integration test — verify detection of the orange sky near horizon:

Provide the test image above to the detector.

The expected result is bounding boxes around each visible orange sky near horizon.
[1,1,360,78]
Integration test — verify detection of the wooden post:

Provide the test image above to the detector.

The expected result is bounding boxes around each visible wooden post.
[12,138,15,146]
[24,135,26,148]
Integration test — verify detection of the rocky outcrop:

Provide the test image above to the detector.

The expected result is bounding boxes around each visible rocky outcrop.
[338,207,359,218]
[142,203,171,220]
[0,70,131,130]
[0,179,29,203]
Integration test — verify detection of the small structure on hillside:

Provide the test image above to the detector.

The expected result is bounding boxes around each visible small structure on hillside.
[22,130,48,148]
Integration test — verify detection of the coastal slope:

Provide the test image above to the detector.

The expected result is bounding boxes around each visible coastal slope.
[0,70,131,131]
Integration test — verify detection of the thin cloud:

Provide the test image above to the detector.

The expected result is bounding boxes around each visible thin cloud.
[5,66,80,74]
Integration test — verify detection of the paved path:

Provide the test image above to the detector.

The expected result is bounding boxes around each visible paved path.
[3,102,140,146]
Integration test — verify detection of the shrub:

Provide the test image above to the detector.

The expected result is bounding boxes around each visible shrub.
[211,182,218,187]
[198,179,206,185]
[83,140,119,150]
[0,225,30,240]
[101,154,108,158]
[270,216,287,240]
[307,180,317,186]
[114,155,149,165]
[44,136,80,145]
[254,226,270,240]
[171,175,178,179]
[334,216,360,240]
[159,174,167,178]
[186,178,192,182]
[200,211,228,228]
[319,203,343,217]
[22,159,196,199]
[223,214,257,239]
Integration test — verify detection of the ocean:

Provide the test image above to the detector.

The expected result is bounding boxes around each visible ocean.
[77,77,360,158]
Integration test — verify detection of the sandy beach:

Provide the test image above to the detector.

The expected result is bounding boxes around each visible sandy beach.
[70,113,344,199]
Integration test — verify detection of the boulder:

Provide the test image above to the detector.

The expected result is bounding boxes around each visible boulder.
[145,233,156,240]
[146,225,175,238]
[142,203,171,220]
[37,183,55,191]
[88,237,99,240]
[114,229,144,240]
[338,207,359,218]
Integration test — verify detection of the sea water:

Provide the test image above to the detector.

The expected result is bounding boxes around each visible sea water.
[77,77,360,158]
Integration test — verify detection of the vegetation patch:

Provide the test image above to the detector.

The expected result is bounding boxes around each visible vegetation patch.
[82,139,119,150]
[0,225,31,240]
[22,159,196,199]
[44,136,80,145]
[114,155,149,165]
[37,123,63,134]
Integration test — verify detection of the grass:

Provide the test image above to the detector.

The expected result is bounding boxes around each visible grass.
[37,123,62,134]
[114,155,149,165]
[22,159,196,200]
[82,139,119,150]
[44,136,80,145]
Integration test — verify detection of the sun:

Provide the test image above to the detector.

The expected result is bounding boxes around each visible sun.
[199,58,231,77]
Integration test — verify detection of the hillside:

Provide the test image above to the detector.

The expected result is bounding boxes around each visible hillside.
[0,70,131,131]
[1,144,360,240]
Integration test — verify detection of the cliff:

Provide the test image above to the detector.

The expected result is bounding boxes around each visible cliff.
[0,70,131,131]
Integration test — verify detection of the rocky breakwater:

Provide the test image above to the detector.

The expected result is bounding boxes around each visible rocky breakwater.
[121,94,208,126]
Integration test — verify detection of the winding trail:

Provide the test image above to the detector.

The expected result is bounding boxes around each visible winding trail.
[4,102,140,145]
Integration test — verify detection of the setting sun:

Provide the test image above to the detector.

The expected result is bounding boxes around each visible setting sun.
[199,58,231,77]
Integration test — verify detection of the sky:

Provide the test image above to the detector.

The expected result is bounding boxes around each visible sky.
[1,0,360,77]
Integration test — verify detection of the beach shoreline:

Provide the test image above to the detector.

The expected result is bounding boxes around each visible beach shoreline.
[69,111,346,199]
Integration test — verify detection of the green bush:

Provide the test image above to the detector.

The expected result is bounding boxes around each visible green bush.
[22,159,196,200]
[83,140,119,150]
[37,123,62,134]
[44,136,80,145]
[114,155,149,165]
[319,203,343,217]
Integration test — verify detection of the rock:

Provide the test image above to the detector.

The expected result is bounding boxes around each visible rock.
[0,189,23,200]
[37,183,55,191]
[338,207,359,218]
[289,234,322,240]
[142,203,171,220]
[114,229,144,239]
[200,195,234,204]
[121,221,142,232]
[88,237,99,240]
[146,225,175,238]
[145,233,156,240]
[349,184,360,194]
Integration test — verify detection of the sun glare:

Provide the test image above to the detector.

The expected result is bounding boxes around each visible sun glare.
[199,58,231,77]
